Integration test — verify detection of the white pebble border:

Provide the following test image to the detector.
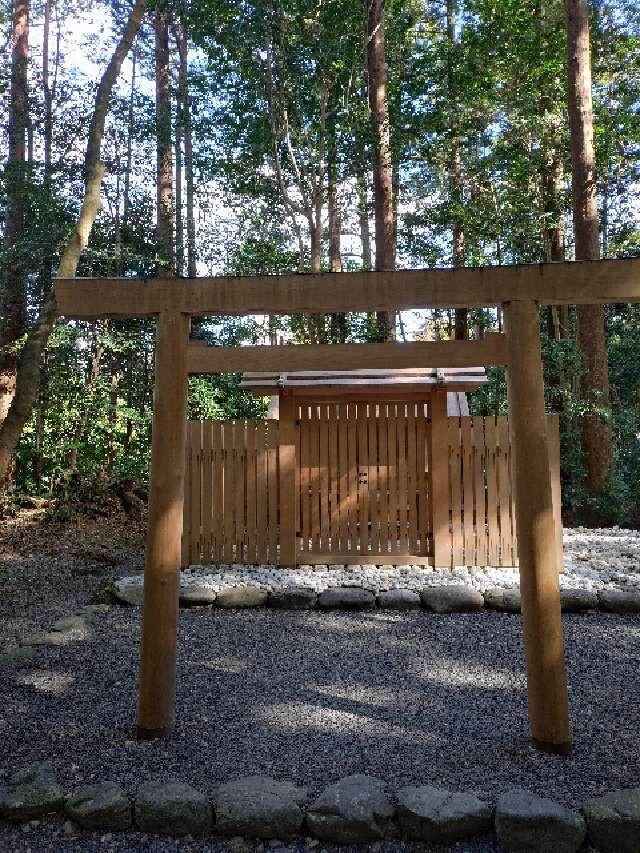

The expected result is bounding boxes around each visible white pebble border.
[117,528,640,595]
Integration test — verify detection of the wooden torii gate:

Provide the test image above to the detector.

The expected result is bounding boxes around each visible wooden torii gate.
[55,257,640,755]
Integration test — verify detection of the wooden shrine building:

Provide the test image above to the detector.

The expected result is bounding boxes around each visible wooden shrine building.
[54,257,640,756]
[181,365,562,570]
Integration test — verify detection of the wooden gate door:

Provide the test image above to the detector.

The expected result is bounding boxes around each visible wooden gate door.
[297,402,432,564]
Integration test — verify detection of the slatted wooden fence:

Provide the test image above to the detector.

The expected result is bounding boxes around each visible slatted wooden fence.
[297,401,432,564]
[182,412,561,568]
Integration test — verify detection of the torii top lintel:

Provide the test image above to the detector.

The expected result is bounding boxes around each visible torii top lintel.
[54,257,640,320]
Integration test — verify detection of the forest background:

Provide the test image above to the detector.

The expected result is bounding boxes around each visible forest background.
[1,0,639,526]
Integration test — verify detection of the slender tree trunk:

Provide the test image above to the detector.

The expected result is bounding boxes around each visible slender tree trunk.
[0,0,146,492]
[542,150,568,339]
[155,8,174,274]
[328,115,347,341]
[365,0,395,338]
[175,21,196,277]
[175,108,184,276]
[123,46,136,231]
[328,121,342,274]
[565,0,612,495]
[1,0,30,426]
[447,0,467,340]
[357,170,373,270]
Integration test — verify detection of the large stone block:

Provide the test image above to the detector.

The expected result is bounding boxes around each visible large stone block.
[317,588,375,610]
[397,784,493,842]
[216,587,268,609]
[583,789,640,853]
[495,789,586,852]
[421,585,484,613]
[598,589,640,614]
[0,762,65,822]
[268,588,317,610]
[483,587,521,613]
[65,782,132,831]
[376,589,421,610]
[135,781,211,836]
[213,776,305,839]
[306,774,394,843]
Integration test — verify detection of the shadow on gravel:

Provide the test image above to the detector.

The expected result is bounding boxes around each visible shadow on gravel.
[1,607,639,811]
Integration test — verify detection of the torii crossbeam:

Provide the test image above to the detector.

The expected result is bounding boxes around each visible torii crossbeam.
[54,258,640,755]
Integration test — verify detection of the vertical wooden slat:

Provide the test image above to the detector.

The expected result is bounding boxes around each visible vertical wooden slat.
[181,426,192,567]
[279,396,297,566]
[387,407,399,555]
[472,416,488,567]
[357,405,369,555]
[449,417,463,566]
[429,392,450,567]
[212,422,223,562]
[267,420,279,563]
[377,404,389,556]
[485,416,499,566]
[397,411,408,553]
[497,417,513,566]
[406,407,418,554]
[416,408,427,556]
[328,405,339,555]
[245,421,256,564]
[310,408,321,552]
[319,406,330,551]
[368,407,380,553]
[461,417,475,566]
[199,421,213,564]
[347,405,358,554]
[189,421,202,565]
[255,420,267,564]
[338,404,349,553]
[299,413,310,554]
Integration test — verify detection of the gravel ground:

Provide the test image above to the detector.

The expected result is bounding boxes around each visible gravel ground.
[1,513,637,852]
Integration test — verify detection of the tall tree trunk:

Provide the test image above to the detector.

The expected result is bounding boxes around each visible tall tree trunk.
[175,107,184,276]
[565,0,612,495]
[357,170,373,270]
[542,148,568,339]
[155,8,174,274]
[0,0,146,492]
[447,0,467,340]
[175,22,197,277]
[1,0,30,427]
[365,0,395,339]
[328,120,348,342]
[328,120,342,274]
[123,46,136,232]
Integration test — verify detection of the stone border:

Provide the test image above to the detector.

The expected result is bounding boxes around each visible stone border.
[108,581,640,615]
[1,764,638,851]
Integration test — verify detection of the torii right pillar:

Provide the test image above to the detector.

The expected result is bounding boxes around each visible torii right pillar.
[504,299,571,755]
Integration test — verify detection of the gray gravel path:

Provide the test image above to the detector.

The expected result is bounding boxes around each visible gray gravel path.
[1,604,637,851]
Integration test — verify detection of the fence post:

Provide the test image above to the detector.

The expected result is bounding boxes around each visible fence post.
[504,299,571,754]
[137,311,189,740]
[429,390,450,568]
[279,393,297,567]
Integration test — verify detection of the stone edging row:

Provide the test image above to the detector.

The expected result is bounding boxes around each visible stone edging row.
[0,764,637,852]
[111,581,640,615]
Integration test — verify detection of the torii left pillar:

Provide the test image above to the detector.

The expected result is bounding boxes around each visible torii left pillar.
[137,310,190,739]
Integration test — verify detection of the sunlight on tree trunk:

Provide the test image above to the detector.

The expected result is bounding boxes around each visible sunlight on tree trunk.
[0,0,147,492]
